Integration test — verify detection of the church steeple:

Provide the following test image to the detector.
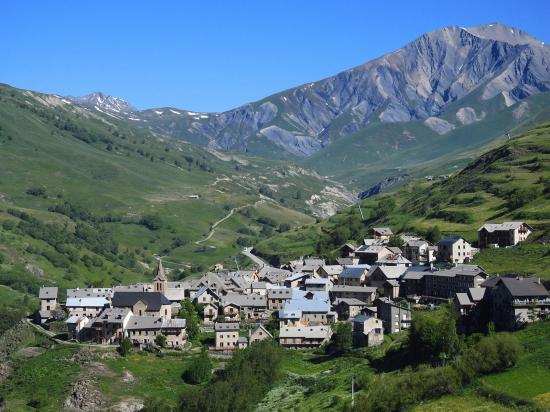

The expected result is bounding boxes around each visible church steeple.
[153,259,167,293]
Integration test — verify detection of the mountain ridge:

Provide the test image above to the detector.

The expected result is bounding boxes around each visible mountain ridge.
[62,23,550,160]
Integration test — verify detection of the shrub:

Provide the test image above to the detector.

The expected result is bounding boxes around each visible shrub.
[182,350,212,384]
[26,186,46,197]
[118,337,132,357]
[155,334,167,349]
[140,214,162,230]
[326,322,352,356]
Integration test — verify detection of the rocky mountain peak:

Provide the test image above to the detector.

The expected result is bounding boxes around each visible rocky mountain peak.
[68,92,137,113]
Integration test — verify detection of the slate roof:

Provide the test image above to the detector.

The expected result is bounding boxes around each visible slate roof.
[497,277,549,297]
[478,222,532,232]
[221,292,266,308]
[369,265,408,279]
[336,257,355,266]
[126,316,186,330]
[279,325,331,339]
[285,272,309,282]
[468,287,486,301]
[153,260,167,281]
[305,278,331,285]
[437,237,466,246]
[372,228,393,236]
[67,288,112,299]
[65,315,88,324]
[284,299,331,313]
[339,265,369,279]
[112,292,171,312]
[39,287,58,299]
[376,254,412,265]
[92,307,131,323]
[320,265,344,276]
[455,293,473,306]
[66,297,109,308]
[214,322,239,332]
[303,258,325,266]
[334,298,367,306]
[267,288,293,299]
[427,266,487,279]
[331,285,377,294]
[278,308,302,319]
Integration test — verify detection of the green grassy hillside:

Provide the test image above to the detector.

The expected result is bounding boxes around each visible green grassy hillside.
[0,83,355,299]
[256,123,550,277]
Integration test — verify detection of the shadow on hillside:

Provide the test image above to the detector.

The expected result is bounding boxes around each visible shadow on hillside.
[368,346,414,373]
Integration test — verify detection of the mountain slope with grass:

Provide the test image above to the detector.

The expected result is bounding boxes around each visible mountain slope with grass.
[0,83,355,305]
[255,122,550,277]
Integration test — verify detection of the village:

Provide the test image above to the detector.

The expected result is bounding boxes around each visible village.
[35,221,549,353]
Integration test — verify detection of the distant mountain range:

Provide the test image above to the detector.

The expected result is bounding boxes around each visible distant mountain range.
[65,23,550,188]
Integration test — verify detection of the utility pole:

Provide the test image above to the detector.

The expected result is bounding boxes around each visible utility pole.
[351,372,355,407]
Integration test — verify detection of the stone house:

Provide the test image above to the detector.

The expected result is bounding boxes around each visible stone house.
[370,227,393,240]
[375,297,411,334]
[279,324,332,348]
[214,322,240,351]
[478,222,533,248]
[337,265,370,286]
[402,240,437,265]
[202,302,219,323]
[66,315,90,340]
[304,278,331,292]
[367,266,407,288]
[284,272,310,288]
[436,237,474,264]
[192,286,220,306]
[333,298,367,320]
[488,277,549,330]
[125,315,186,348]
[111,292,173,320]
[423,265,487,299]
[355,245,391,265]
[65,297,109,319]
[38,287,58,323]
[85,307,132,344]
[352,315,384,347]
[248,324,272,345]
[267,287,293,310]
[330,285,377,304]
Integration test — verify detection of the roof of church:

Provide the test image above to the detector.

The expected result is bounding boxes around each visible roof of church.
[154,260,167,281]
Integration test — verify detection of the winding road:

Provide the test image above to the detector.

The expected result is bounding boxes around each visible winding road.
[194,200,265,245]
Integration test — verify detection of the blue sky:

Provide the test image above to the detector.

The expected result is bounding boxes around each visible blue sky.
[1,0,548,111]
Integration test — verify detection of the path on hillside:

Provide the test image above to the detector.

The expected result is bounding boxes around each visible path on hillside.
[195,199,265,245]
[241,247,269,267]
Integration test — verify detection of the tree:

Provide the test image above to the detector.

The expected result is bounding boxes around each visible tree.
[409,307,460,364]
[182,349,212,384]
[425,225,441,243]
[155,334,167,348]
[118,337,132,357]
[326,322,352,356]
[387,235,404,248]
[140,214,162,230]
[278,223,291,233]
[179,299,200,340]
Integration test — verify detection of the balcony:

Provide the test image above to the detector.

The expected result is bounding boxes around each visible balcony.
[512,298,550,307]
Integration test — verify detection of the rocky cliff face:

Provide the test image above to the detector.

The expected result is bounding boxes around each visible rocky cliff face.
[69,24,550,158]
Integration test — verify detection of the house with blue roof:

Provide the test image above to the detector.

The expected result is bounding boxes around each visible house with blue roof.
[337,265,370,286]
